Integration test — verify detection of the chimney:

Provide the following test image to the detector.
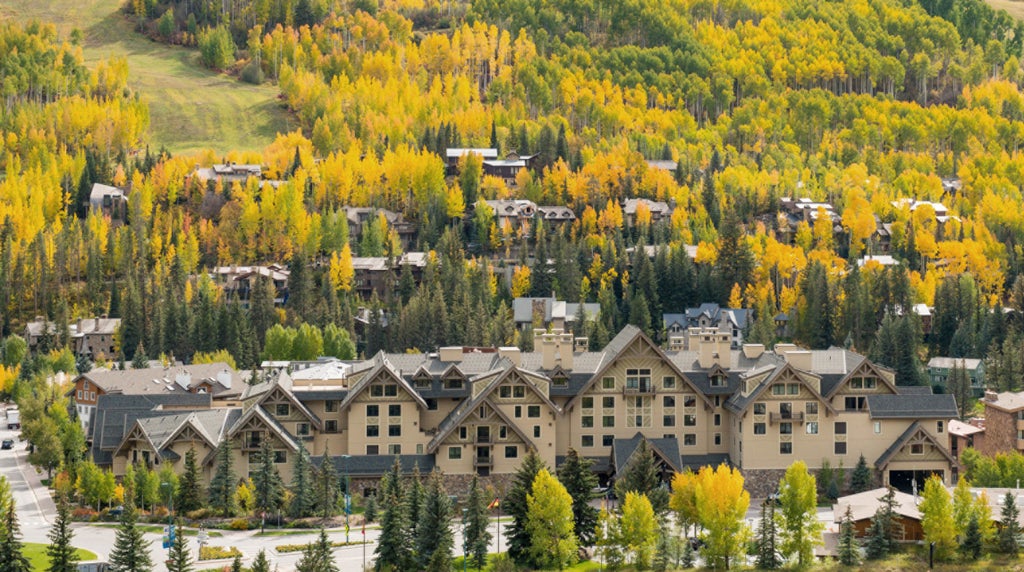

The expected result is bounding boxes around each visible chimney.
[536,330,557,370]
[984,390,999,403]
[558,331,574,370]
[217,369,232,389]
[574,337,589,353]
[439,347,463,362]
[743,344,765,360]
[698,333,715,369]
[174,371,192,390]
[499,347,521,367]
[715,330,731,369]
[785,350,813,372]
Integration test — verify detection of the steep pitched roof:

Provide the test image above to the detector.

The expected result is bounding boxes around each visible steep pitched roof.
[874,422,958,470]
[225,405,300,452]
[724,362,837,416]
[88,393,212,466]
[340,352,428,412]
[611,433,682,476]
[866,394,958,419]
[247,370,322,430]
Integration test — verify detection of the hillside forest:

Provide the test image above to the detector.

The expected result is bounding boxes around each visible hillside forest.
[4,0,1024,402]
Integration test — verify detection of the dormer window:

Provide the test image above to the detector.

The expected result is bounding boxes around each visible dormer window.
[850,377,877,390]
[444,379,464,390]
[710,374,726,387]
[553,376,568,388]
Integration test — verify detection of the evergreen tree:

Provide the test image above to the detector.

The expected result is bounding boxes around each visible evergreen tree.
[364,494,377,523]
[250,550,270,572]
[108,504,153,572]
[131,342,147,369]
[0,499,30,572]
[714,209,753,302]
[947,361,973,419]
[296,529,338,572]
[680,536,695,569]
[47,497,79,572]
[177,446,204,514]
[837,506,860,566]
[249,276,277,348]
[290,442,314,518]
[208,442,236,517]
[374,461,411,571]
[850,454,873,493]
[405,465,425,541]
[557,448,599,547]
[252,441,286,524]
[415,471,454,570]
[315,451,339,519]
[464,475,491,569]
[999,491,1020,555]
[166,519,193,572]
[755,499,781,569]
[230,555,242,572]
[614,439,669,513]
[864,511,889,560]
[960,513,983,561]
[506,451,546,567]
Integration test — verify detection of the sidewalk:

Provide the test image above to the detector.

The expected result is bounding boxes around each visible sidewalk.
[13,434,56,526]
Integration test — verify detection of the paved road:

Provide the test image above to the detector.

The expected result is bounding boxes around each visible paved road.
[0,421,508,571]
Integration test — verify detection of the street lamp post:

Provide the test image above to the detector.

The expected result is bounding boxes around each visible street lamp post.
[340,454,351,544]
[161,481,174,552]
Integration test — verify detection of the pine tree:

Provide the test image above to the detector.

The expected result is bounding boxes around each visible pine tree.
[177,446,204,514]
[961,513,983,561]
[315,450,339,519]
[108,504,153,572]
[374,461,411,570]
[47,496,79,572]
[296,529,338,572]
[0,498,30,572]
[680,536,695,569]
[208,442,236,516]
[755,499,781,569]
[166,519,193,572]
[864,510,889,560]
[229,555,242,572]
[837,506,860,566]
[557,449,599,547]
[290,442,314,518]
[614,439,668,513]
[999,491,1020,555]
[252,441,285,525]
[506,451,546,567]
[250,549,270,572]
[405,465,425,541]
[850,454,873,493]
[415,471,453,571]
[464,475,491,569]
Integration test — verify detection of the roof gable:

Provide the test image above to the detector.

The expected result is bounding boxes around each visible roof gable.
[340,352,429,412]
[225,405,300,452]
[256,384,323,430]
[726,363,837,416]
[875,422,957,470]
[827,359,899,398]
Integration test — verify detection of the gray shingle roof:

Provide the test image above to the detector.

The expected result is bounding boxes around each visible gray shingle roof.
[867,394,957,419]
[680,453,732,472]
[874,422,957,469]
[89,393,212,466]
[79,362,240,397]
[312,454,435,477]
[611,433,682,476]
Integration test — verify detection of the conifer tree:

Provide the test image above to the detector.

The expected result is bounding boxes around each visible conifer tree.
[290,442,314,518]
[961,513,983,561]
[108,503,153,572]
[296,529,338,572]
[363,494,377,523]
[252,441,285,525]
[166,519,193,572]
[315,450,339,519]
[850,454,873,493]
[47,496,79,572]
[755,499,781,569]
[557,449,598,547]
[837,506,860,566]
[0,499,29,572]
[229,555,242,572]
[864,511,889,560]
[177,446,204,514]
[463,475,491,570]
[506,451,545,566]
[999,491,1020,555]
[614,439,668,513]
[208,441,236,516]
[415,471,454,571]
[250,549,270,572]
[405,464,424,541]
[374,462,410,570]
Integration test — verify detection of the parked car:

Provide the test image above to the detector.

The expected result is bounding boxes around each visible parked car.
[0,440,12,450]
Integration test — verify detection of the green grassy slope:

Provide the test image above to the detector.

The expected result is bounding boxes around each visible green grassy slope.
[0,0,292,155]
[24,543,98,571]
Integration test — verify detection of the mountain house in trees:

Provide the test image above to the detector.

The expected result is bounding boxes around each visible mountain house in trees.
[88,183,128,222]
[512,296,600,334]
[663,303,753,349]
[78,325,958,497]
[342,207,417,251]
[444,148,498,175]
[927,357,985,396]
[973,391,1024,459]
[193,162,263,185]
[482,151,536,185]
[210,265,290,305]
[24,316,121,360]
[776,197,843,244]
[622,198,674,225]
[351,252,428,299]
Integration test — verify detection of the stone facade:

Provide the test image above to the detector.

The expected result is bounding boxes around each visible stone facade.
[977,403,1019,457]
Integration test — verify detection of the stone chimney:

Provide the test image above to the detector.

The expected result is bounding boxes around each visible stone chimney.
[714,330,731,369]
[698,332,715,369]
[535,329,574,370]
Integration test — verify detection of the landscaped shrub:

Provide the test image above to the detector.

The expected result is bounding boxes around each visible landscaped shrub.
[71,507,98,521]
[275,540,367,553]
[187,508,217,520]
[228,518,250,530]
[199,546,242,560]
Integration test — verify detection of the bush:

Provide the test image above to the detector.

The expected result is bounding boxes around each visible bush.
[197,25,235,70]
[276,541,366,553]
[228,518,251,530]
[199,546,242,560]
[71,507,98,521]
[240,61,264,85]
[187,508,217,520]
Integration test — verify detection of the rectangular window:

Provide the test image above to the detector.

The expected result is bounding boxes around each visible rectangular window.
[385,385,398,396]
[499,425,508,439]
[835,422,847,435]
[754,403,766,415]
[77,390,82,399]
[834,442,847,455]
[663,376,676,389]
[714,433,722,445]
[663,415,675,427]
[444,379,464,390]
[779,402,793,419]
[602,377,615,389]
[602,416,615,428]
[448,446,462,460]
[273,451,287,464]
[684,395,697,408]
[499,386,511,399]
[874,422,882,434]
[459,427,468,440]
[684,434,697,446]
[84,381,90,391]
[663,396,675,408]
[582,416,594,428]
[787,384,799,395]
[366,404,379,417]
[276,404,290,416]
[780,442,792,454]
[603,396,615,408]
[514,406,522,418]
[296,423,310,436]
[527,405,541,418]
[714,413,721,426]
[805,402,818,415]
[806,422,818,435]
[388,424,401,437]
[844,396,866,411]
[603,435,614,447]
[582,435,594,447]
[754,423,766,435]
[582,397,594,409]
[772,384,785,395]
[370,385,383,397]
[426,399,438,411]
[366,445,379,455]
[625,369,652,390]
[326,420,338,433]
[780,422,793,435]
[684,415,697,427]
[389,404,401,417]
[937,421,944,433]
[710,375,726,388]
[366,425,379,437]
[533,426,541,438]
[513,386,525,399]
[388,444,402,455]
[911,444,924,455]
[505,446,519,458]
[325,400,337,413]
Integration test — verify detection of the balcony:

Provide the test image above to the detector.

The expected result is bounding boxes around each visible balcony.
[473,455,493,467]
[623,383,656,396]
[769,412,805,424]
[242,441,262,451]
[476,435,493,444]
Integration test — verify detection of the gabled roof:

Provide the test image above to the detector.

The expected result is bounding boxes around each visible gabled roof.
[823,356,896,398]
[88,393,213,466]
[312,454,435,477]
[565,325,714,411]
[866,394,957,419]
[339,352,428,412]
[611,433,682,476]
[874,422,958,470]
[248,371,322,430]
[834,487,922,523]
[724,362,837,416]
[225,405,300,452]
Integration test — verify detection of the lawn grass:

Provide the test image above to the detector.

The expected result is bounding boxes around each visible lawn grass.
[451,554,601,571]
[0,0,292,155]
[24,542,97,571]
[92,523,223,537]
